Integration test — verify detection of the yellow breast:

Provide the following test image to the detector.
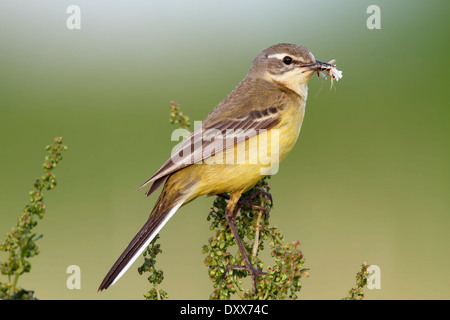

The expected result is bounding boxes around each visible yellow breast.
[181,99,306,198]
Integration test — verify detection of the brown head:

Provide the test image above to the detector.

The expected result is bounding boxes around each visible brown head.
[248,43,331,97]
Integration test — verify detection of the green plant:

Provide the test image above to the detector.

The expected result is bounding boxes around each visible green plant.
[138,235,169,300]
[169,100,191,128]
[202,177,308,300]
[0,137,67,300]
[343,262,370,300]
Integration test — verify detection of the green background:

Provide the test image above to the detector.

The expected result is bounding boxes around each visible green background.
[0,0,448,299]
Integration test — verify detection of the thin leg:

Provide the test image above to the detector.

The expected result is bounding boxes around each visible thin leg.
[223,192,265,293]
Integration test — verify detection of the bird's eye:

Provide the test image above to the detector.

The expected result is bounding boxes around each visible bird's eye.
[283,56,293,65]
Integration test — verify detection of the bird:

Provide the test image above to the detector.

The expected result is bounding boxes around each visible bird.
[98,43,342,291]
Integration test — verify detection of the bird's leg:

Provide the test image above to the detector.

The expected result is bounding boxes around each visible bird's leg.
[223,192,266,293]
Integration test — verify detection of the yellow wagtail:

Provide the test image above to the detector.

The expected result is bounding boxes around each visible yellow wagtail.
[98,43,342,291]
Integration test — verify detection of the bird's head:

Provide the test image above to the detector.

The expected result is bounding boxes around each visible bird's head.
[250,43,338,97]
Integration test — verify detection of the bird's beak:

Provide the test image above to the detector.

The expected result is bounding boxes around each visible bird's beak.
[300,60,334,71]
[315,60,335,70]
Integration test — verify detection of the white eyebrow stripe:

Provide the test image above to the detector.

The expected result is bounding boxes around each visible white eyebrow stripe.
[267,53,293,60]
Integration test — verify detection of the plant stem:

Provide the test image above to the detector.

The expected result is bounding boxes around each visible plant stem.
[11,273,19,297]
[252,210,263,258]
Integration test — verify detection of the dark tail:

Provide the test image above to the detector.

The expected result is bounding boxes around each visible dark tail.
[98,196,184,291]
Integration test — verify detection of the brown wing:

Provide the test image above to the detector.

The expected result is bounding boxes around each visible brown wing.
[139,78,291,196]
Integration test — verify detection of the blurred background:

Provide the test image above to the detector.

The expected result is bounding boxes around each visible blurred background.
[0,0,448,300]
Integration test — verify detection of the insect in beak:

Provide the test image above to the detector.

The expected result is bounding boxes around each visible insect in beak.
[298,59,343,88]
[316,59,343,84]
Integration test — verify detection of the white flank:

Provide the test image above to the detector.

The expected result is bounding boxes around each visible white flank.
[111,202,183,286]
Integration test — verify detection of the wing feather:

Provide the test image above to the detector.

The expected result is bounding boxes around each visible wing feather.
[138,104,283,195]
[139,78,294,196]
